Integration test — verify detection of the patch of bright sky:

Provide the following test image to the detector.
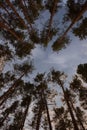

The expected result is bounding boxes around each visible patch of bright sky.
[30,1,87,82]
[63,0,67,4]
[31,36,87,82]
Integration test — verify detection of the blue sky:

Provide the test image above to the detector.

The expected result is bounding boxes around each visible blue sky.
[31,36,87,81]
[2,2,87,83]
[29,2,87,82]
[0,1,87,129]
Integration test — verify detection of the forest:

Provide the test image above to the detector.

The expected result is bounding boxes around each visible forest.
[0,0,87,130]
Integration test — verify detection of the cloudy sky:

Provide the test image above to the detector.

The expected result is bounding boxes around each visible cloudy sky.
[0,1,87,129]
[1,1,87,84]
[29,1,87,82]
[31,36,87,81]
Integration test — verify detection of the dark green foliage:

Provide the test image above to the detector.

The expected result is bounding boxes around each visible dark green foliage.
[52,36,70,51]
[55,119,67,130]
[45,0,61,13]
[10,111,24,130]
[14,42,34,58]
[0,44,12,59]
[0,72,15,89]
[21,96,31,107]
[54,107,72,130]
[77,63,87,82]
[50,69,65,85]
[70,63,87,111]
[30,31,40,43]
[23,82,34,92]
[14,61,33,75]
[66,0,84,20]
[76,107,85,121]
[0,1,87,130]
[40,27,58,46]
[34,73,45,83]
[70,76,82,92]
[79,87,87,109]
[3,101,18,115]
[73,18,87,40]
[0,101,18,127]
[54,107,64,118]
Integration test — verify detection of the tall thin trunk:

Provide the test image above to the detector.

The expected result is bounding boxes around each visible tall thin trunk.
[20,97,31,130]
[0,3,23,28]
[0,3,18,27]
[19,0,33,30]
[54,110,67,130]
[59,82,79,130]
[0,15,10,27]
[0,3,12,25]
[0,14,14,28]
[70,100,85,130]
[0,3,11,16]
[46,0,57,42]
[0,22,22,41]
[56,1,87,44]
[6,0,28,29]
[0,113,8,126]
[0,73,24,106]
[36,103,43,130]
[0,101,18,126]
[43,92,53,130]
[22,0,28,12]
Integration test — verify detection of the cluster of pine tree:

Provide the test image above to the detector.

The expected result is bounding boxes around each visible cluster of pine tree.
[0,0,87,130]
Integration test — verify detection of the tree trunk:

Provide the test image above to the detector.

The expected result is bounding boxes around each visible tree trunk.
[46,0,57,42]
[6,0,28,29]
[0,3,11,16]
[0,3,18,28]
[0,14,14,29]
[36,103,43,130]
[0,113,8,127]
[0,22,22,41]
[59,82,79,130]
[0,73,24,106]
[56,1,87,44]
[20,96,31,130]
[70,100,85,130]
[43,92,53,130]
[19,0,33,30]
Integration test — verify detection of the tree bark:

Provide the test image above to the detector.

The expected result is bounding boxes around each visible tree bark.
[43,91,53,130]
[19,0,33,30]
[0,14,14,29]
[70,100,85,130]
[56,1,87,44]
[36,103,43,130]
[0,22,22,41]
[0,3,18,28]
[46,0,57,42]
[6,0,28,29]
[0,3,11,16]
[20,96,31,130]
[0,73,24,106]
[59,82,79,130]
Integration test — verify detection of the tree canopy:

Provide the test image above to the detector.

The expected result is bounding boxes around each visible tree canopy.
[0,0,87,130]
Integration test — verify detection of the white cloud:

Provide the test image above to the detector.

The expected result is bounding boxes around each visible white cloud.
[30,39,87,78]
[46,53,66,64]
[31,45,45,59]
[44,50,80,68]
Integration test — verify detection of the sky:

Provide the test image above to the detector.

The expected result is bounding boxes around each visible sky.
[31,36,87,81]
[30,5,87,83]
[1,0,87,82]
[1,1,87,84]
[0,1,87,130]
